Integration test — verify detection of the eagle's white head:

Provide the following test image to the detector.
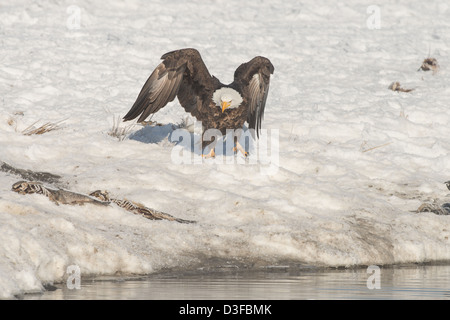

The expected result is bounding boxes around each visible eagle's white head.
[212,87,243,113]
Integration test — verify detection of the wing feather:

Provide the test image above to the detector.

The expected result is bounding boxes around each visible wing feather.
[232,56,274,138]
[123,48,214,123]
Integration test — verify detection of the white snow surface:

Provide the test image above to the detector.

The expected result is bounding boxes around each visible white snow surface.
[1,0,450,298]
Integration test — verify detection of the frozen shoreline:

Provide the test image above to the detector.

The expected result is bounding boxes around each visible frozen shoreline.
[22,263,450,300]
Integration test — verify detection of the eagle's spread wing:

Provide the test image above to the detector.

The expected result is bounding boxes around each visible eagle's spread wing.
[123,48,215,123]
[232,57,274,138]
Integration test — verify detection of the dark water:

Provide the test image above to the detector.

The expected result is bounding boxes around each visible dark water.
[24,264,450,300]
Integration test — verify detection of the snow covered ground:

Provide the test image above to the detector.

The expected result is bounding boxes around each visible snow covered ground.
[1,0,450,298]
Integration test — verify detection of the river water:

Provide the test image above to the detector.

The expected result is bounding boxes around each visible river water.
[23,264,450,300]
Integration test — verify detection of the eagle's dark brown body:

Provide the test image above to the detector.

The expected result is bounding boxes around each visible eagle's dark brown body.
[200,99,247,135]
[123,48,274,150]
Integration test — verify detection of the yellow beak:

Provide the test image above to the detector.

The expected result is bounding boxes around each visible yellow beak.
[221,101,231,113]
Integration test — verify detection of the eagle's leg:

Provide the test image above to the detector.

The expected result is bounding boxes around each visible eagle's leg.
[202,135,216,158]
[233,142,248,157]
[202,147,215,158]
[232,134,248,157]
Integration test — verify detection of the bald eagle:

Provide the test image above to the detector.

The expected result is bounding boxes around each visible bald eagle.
[123,48,274,157]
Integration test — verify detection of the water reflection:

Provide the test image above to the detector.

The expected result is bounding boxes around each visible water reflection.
[25,264,450,300]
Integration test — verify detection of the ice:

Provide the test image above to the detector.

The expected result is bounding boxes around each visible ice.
[1,0,450,298]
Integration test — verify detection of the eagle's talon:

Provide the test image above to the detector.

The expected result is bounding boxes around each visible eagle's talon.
[233,142,248,157]
[202,148,215,159]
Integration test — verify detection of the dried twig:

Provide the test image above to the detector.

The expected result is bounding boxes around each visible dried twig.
[90,190,196,224]
[12,181,110,206]
[176,116,195,132]
[108,115,136,141]
[417,202,450,215]
[10,179,195,223]
[418,57,439,74]
[388,82,414,93]
[1,161,62,184]
[22,119,65,136]
[362,142,392,153]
